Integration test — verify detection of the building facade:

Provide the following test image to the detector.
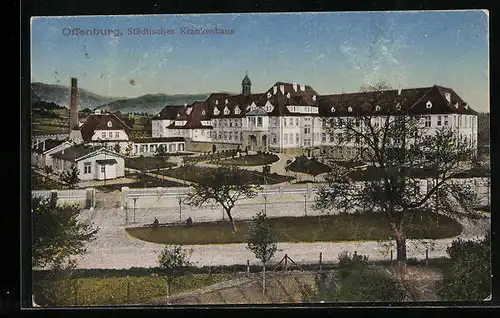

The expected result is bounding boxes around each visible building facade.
[152,75,478,156]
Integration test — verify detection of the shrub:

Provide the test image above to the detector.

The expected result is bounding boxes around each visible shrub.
[305,251,408,303]
[437,233,491,300]
[152,218,159,229]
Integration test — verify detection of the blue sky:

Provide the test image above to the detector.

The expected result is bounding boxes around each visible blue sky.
[31,11,489,111]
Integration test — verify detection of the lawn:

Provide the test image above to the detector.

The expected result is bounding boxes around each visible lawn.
[32,274,228,306]
[125,156,177,171]
[126,213,462,245]
[287,157,331,176]
[218,153,279,166]
[95,173,185,192]
[160,165,294,185]
[31,172,65,190]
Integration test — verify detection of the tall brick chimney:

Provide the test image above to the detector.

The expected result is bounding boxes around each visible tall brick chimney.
[70,77,79,130]
[68,77,83,144]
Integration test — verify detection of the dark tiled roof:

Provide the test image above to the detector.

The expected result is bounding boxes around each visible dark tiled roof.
[80,113,132,142]
[96,159,118,165]
[156,105,183,120]
[131,137,185,143]
[317,85,478,117]
[32,139,65,154]
[51,144,99,161]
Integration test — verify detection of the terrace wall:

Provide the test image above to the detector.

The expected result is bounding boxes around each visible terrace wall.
[31,188,96,209]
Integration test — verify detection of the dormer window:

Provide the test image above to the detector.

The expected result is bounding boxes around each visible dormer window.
[286,92,291,99]
[347,106,353,112]
[215,100,219,105]
[224,106,230,115]
[235,106,241,115]
[331,107,335,113]
[225,99,229,105]
[213,107,220,115]
[267,92,272,98]
[455,102,459,109]
[312,95,316,101]
[107,121,113,128]
[395,103,401,110]
[186,108,192,115]
[464,105,469,110]
[426,101,433,109]
[375,105,381,112]
[202,110,206,116]
[177,113,180,118]
[445,93,451,103]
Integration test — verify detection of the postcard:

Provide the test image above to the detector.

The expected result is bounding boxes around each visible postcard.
[29,11,490,307]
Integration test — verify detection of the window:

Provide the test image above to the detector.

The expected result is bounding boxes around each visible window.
[322,133,326,142]
[229,132,233,141]
[444,116,449,126]
[84,162,91,174]
[437,116,442,126]
[101,166,105,173]
[295,118,299,126]
[223,132,227,140]
[304,127,311,134]
[272,133,276,144]
[329,133,334,142]
[454,116,458,127]
[284,133,288,144]
[257,117,263,127]
[101,132,106,139]
[284,118,287,127]
[229,120,233,127]
[134,145,138,153]
[288,118,293,126]
[109,132,113,138]
[459,116,462,128]
[150,145,154,152]
[296,133,300,144]
[424,116,431,127]
[213,121,217,128]
[115,132,119,138]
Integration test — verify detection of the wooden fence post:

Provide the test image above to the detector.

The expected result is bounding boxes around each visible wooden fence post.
[247,260,250,275]
[319,252,323,272]
[425,248,429,267]
[127,280,130,304]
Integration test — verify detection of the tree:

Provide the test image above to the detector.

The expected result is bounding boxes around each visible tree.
[314,82,482,275]
[32,196,99,269]
[184,165,260,233]
[437,232,491,300]
[157,245,192,297]
[113,143,121,154]
[59,164,80,189]
[124,142,133,157]
[246,211,278,294]
[262,165,271,185]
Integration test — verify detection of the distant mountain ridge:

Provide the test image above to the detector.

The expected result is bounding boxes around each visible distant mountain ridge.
[31,82,212,115]
[31,82,123,110]
[95,93,211,115]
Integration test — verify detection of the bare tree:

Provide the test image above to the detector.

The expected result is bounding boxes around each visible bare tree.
[314,82,482,275]
[184,165,261,233]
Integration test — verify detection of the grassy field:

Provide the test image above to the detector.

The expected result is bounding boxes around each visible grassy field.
[126,213,462,245]
[33,274,229,306]
[125,156,177,171]
[160,165,294,185]
[287,157,331,176]
[219,153,279,166]
[95,173,185,192]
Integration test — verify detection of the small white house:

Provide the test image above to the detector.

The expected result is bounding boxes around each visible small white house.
[32,139,75,170]
[50,144,125,181]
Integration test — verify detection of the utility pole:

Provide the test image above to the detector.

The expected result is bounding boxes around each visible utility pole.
[263,194,267,215]
[304,194,307,216]
[132,197,138,223]
[178,196,182,222]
